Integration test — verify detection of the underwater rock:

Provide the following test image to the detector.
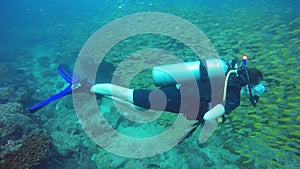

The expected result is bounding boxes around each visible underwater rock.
[0,133,50,169]
[78,160,98,169]
[0,98,9,104]
[0,80,35,107]
[0,102,51,169]
[0,101,26,114]
[0,102,34,140]
[0,102,54,169]
[61,157,97,169]
[0,102,40,165]
[0,87,14,101]
[0,63,13,80]
[187,154,205,169]
[91,151,131,169]
[50,131,81,156]
[147,163,161,168]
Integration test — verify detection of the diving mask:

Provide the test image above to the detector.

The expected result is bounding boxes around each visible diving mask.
[253,83,265,94]
[242,82,266,96]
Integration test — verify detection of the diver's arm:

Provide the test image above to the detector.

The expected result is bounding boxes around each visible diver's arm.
[198,104,225,143]
[203,104,225,121]
[198,85,240,143]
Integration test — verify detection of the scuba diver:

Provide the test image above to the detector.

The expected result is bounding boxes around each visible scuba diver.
[28,55,265,143]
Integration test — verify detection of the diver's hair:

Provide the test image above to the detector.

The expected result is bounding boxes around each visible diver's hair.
[238,67,263,85]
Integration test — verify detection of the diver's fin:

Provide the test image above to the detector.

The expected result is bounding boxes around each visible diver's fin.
[178,121,201,144]
[58,64,72,83]
[28,85,72,113]
[198,119,219,143]
[28,64,80,113]
[58,64,80,84]
[198,104,225,143]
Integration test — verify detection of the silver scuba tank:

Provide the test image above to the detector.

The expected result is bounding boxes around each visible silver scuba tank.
[152,58,227,86]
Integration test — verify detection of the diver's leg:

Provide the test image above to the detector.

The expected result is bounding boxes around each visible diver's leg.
[90,83,134,103]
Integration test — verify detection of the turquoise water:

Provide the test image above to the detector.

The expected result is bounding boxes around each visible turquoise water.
[0,0,299,169]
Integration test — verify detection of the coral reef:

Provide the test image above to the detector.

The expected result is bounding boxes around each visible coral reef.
[50,131,81,156]
[0,1,299,168]
[0,102,33,141]
[0,102,51,169]
[0,133,50,169]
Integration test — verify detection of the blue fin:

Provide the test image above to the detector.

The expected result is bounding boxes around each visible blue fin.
[28,64,80,113]
[58,64,80,84]
[28,85,72,113]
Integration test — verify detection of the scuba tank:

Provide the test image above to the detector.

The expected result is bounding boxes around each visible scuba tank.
[152,58,228,86]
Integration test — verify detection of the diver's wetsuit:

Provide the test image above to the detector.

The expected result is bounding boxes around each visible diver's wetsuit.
[132,61,242,122]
